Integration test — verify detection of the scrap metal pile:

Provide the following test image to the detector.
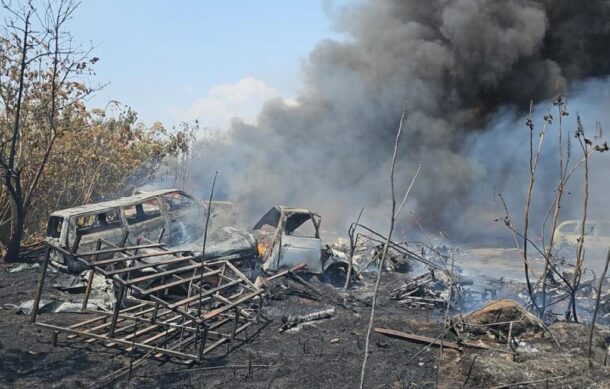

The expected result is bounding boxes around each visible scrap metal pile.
[345,223,448,275]
[390,271,451,309]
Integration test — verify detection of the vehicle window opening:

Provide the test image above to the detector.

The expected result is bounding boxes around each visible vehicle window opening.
[124,198,162,225]
[164,192,194,212]
[286,216,318,238]
[74,210,121,235]
[46,216,63,238]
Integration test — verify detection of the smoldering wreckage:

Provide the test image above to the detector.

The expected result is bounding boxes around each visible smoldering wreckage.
[2,189,610,388]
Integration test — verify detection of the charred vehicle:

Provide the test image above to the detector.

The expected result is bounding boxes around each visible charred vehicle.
[44,189,256,272]
[252,206,350,283]
[45,189,200,270]
[553,219,610,273]
[554,220,610,248]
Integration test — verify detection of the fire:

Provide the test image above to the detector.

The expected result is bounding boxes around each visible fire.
[257,242,269,257]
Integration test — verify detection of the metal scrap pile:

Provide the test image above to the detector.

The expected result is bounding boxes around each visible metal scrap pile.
[350,236,409,273]
[390,271,451,309]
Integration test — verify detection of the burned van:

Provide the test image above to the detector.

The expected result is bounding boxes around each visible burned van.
[45,189,203,272]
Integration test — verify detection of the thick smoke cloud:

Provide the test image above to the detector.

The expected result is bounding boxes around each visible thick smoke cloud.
[192,0,610,241]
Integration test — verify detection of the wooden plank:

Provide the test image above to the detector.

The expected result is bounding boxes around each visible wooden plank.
[373,327,463,351]
[373,327,514,354]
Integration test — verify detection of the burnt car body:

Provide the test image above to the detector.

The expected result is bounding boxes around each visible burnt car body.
[253,206,349,277]
[45,189,200,267]
[44,189,255,272]
[553,219,610,274]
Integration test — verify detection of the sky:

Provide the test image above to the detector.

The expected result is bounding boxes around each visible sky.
[64,0,351,130]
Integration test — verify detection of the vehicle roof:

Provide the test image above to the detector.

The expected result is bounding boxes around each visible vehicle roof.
[49,189,190,218]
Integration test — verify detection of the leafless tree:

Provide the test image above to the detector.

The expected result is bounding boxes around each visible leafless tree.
[500,95,607,319]
[0,0,97,261]
[359,104,421,388]
[566,116,592,322]
[539,95,571,316]
[520,101,549,314]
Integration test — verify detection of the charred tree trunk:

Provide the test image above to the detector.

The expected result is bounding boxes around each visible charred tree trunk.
[5,176,25,262]
[2,6,31,263]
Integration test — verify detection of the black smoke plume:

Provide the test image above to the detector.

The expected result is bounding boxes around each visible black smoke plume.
[193,0,610,241]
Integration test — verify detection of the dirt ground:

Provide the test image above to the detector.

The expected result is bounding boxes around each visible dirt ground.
[1,257,610,388]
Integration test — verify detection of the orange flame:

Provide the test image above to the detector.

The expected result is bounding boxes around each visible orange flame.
[257,242,269,257]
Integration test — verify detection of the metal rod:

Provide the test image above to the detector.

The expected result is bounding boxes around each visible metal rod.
[90,249,190,267]
[198,325,208,361]
[70,233,82,254]
[256,295,263,324]
[169,279,240,309]
[78,244,168,257]
[232,308,240,339]
[82,240,103,310]
[119,230,130,247]
[152,302,159,324]
[108,284,125,337]
[201,290,264,321]
[126,262,216,285]
[30,246,51,323]
[198,171,218,316]
[157,227,165,243]
[138,269,222,295]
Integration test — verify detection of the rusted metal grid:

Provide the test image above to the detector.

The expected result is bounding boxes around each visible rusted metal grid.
[31,233,265,362]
